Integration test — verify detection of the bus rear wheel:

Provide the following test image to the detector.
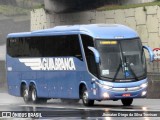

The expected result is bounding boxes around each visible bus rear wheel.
[121,98,133,106]
[22,85,31,103]
[31,85,47,104]
[81,87,94,106]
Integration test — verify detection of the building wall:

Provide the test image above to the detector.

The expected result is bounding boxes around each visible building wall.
[0,14,30,45]
[0,61,6,92]
[0,15,30,92]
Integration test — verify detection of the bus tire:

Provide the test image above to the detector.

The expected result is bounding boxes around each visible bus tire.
[31,85,47,104]
[22,85,31,104]
[82,87,94,106]
[121,98,133,106]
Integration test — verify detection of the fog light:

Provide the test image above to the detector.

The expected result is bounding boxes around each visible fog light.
[103,93,110,99]
[142,91,147,96]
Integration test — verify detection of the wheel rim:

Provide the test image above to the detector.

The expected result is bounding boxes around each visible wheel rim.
[23,89,28,101]
[32,89,36,101]
[83,91,88,104]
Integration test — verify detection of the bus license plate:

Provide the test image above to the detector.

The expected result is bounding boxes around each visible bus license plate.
[122,93,130,97]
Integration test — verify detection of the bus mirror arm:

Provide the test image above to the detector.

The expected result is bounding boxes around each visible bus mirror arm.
[88,47,100,64]
[91,78,96,84]
[143,46,154,62]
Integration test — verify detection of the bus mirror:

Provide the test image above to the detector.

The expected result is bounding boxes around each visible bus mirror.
[91,78,96,84]
[88,47,100,63]
[143,46,154,62]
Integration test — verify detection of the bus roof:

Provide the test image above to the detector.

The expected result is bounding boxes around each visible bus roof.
[7,24,139,39]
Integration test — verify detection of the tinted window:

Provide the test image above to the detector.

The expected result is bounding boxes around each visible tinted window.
[81,34,94,56]
[7,35,82,60]
[44,35,82,59]
[81,34,97,76]
[7,37,44,57]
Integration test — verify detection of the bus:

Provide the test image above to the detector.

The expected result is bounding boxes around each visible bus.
[6,24,154,106]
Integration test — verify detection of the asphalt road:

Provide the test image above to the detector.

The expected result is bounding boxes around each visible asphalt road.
[0,92,160,120]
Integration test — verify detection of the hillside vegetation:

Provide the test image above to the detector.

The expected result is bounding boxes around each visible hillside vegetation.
[0,0,43,16]
[97,1,160,11]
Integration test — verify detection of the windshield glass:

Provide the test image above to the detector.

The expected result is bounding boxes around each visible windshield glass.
[96,38,146,81]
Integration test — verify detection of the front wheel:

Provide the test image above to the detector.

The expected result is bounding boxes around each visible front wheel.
[82,87,94,106]
[121,98,133,106]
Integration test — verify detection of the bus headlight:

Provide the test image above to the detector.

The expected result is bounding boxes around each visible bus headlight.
[96,82,112,90]
[103,92,110,98]
[140,82,148,88]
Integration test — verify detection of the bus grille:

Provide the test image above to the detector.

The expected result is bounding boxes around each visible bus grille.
[112,86,141,92]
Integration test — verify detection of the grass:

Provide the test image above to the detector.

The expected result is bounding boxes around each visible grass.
[97,1,160,11]
[0,1,44,16]
[0,5,29,16]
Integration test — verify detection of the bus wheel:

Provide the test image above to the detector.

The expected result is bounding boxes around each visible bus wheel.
[121,98,133,106]
[31,85,47,104]
[22,86,31,103]
[82,87,94,106]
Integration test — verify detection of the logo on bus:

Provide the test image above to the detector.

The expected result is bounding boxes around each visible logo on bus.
[19,58,76,71]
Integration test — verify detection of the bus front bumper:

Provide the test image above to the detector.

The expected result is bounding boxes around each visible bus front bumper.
[95,80,148,100]
[98,87,147,100]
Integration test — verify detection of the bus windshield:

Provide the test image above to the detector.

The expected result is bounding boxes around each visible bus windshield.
[96,38,146,81]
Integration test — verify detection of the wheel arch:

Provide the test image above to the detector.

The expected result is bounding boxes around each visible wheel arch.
[20,81,28,97]
[29,81,38,96]
[79,81,88,99]
[29,81,36,90]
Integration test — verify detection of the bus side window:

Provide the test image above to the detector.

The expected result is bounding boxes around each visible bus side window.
[44,35,83,60]
[67,35,83,60]
[81,34,98,77]
[25,37,44,57]
[7,38,27,57]
[7,38,18,57]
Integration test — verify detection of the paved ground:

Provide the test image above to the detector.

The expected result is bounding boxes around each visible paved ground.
[0,92,160,120]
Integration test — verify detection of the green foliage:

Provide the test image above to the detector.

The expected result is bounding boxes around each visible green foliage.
[97,1,160,11]
[143,6,147,12]
[0,1,44,16]
[0,5,29,16]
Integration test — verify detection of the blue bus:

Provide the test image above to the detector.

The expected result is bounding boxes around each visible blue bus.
[6,24,154,106]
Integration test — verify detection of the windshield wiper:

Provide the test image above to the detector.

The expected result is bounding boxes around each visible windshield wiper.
[112,62,122,82]
[112,42,124,82]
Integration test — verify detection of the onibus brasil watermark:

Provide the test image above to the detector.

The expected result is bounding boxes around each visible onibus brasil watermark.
[1,112,42,118]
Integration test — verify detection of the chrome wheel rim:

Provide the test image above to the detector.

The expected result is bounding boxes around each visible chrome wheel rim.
[23,89,28,101]
[32,89,36,101]
[83,91,88,104]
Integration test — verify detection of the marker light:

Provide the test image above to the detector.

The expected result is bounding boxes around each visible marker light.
[142,91,147,96]
[140,82,148,88]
